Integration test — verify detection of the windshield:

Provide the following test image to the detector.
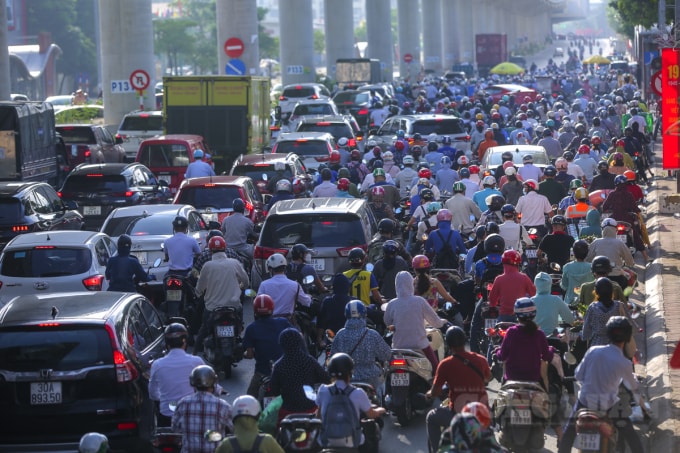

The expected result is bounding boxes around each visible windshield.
[488,150,550,166]
[1,247,92,277]
[119,114,163,132]
[56,127,96,144]
[232,165,293,181]
[274,140,329,156]
[412,119,465,136]
[102,214,174,237]
[137,143,190,168]
[292,103,336,116]
[261,214,366,248]
[296,123,353,140]
[175,186,240,209]
[62,175,127,194]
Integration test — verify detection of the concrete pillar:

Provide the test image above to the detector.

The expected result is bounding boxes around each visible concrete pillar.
[324,0,354,80]
[421,0,442,73]
[455,0,474,64]
[397,0,420,80]
[441,0,458,67]
[99,0,155,127]
[217,0,259,76]
[365,0,393,81]
[280,0,315,85]
[0,0,11,101]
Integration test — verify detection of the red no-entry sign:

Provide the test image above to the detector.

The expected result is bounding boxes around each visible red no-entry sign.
[404,53,413,64]
[224,37,245,59]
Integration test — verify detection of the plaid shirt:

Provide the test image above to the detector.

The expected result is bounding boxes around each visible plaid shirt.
[194,247,243,273]
[172,391,233,453]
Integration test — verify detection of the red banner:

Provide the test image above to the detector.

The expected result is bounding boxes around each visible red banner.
[662,48,680,169]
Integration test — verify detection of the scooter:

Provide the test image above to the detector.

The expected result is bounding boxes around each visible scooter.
[573,409,617,452]
[486,321,515,383]
[493,380,551,452]
[615,220,637,256]
[163,272,197,327]
[296,275,322,357]
[383,349,433,426]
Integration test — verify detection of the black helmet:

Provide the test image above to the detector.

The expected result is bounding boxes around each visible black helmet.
[327,353,354,379]
[606,316,633,343]
[382,240,399,255]
[594,277,613,298]
[591,255,612,274]
[208,229,223,240]
[445,326,467,348]
[233,198,245,213]
[475,225,487,240]
[488,195,505,211]
[428,141,439,152]
[484,233,505,254]
[485,221,500,235]
[420,188,435,201]
[543,165,557,177]
[378,218,395,234]
[164,323,188,348]
[172,216,189,229]
[291,243,309,261]
[348,247,366,265]
[117,234,132,252]
[551,215,567,225]
[572,239,589,260]
[501,151,513,162]
[189,365,217,390]
[500,204,515,216]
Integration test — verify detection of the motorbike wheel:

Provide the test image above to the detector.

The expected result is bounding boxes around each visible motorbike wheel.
[223,356,232,378]
[395,397,413,426]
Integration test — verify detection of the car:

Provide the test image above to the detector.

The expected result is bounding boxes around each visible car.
[44,94,74,111]
[367,114,471,154]
[0,230,115,306]
[285,99,339,131]
[278,83,332,121]
[55,124,126,166]
[0,291,167,451]
[332,89,373,128]
[173,175,265,225]
[272,132,336,172]
[229,152,312,196]
[295,115,362,150]
[486,84,538,103]
[479,144,550,174]
[0,181,84,250]
[357,83,395,100]
[116,110,164,160]
[58,163,172,230]
[553,47,565,57]
[253,197,377,282]
[100,204,215,282]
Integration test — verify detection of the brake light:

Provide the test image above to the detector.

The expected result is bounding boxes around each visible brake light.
[617,224,625,232]
[463,135,471,142]
[166,278,183,288]
[106,323,139,383]
[279,96,287,101]
[117,422,138,431]
[528,233,538,241]
[39,322,60,327]
[12,225,29,232]
[116,134,127,140]
[348,139,357,148]
[336,244,367,257]
[254,246,289,260]
[296,139,309,143]
[310,94,319,99]
[435,118,443,122]
[60,126,75,130]
[204,183,216,187]
[82,275,104,291]
[316,122,331,126]
[408,138,415,145]
[84,150,92,158]
[391,358,407,367]
[295,85,303,89]
[357,109,369,115]
[343,101,353,105]
[139,113,150,118]
[253,163,271,167]
[57,191,62,198]
[270,126,280,131]
[125,191,133,197]
[245,200,254,213]
[87,174,103,177]
[35,245,55,249]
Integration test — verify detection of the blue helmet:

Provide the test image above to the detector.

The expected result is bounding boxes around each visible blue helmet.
[396,129,405,138]
[382,240,399,255]
[193,149,204,159]
[459,167,470,178]
[514,297,536,320]
[345,300,367,319]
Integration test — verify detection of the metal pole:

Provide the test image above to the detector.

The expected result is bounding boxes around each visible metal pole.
[660,0,666,33]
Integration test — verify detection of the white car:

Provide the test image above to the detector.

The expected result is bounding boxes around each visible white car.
[278,83,331,122]
[0,231,115,306]
[116,110,163,160]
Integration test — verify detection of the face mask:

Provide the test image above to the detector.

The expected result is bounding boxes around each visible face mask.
[599,168,608,175]
[304,253,312,263]
[522,189,527,195]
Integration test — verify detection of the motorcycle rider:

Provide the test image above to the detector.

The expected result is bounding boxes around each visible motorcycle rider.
[194,230,243,275]
[476,194,505,227]
[164,216,201,278]
[185,149,216,178]
[498,204,532,254]
[602,175,650,263]
[489,250,537,322]
[243,294,292,397]
[266,179,295,213]
[220,198,255,265]
[533,272,575,335]
[560,239,594,307]
[538,215,575,268]
[317,274,354,347]
[373,240,410,300]
[366,218,411,264]
[444,181,482,236]
[215,395,284,453]
[105,234,154,291]
[194,236,249,355]
[589,160,616,191]
[78,433,109,453]
[394,155,418,198]
[172,365,233,453]
[436,155,459,195]
[558,317,650,453]
[585,218,636,291]
[538,165,567,206]
[516,179,553,238]
[582,277,633,347]
[286,243,326,293]
[412,254,458,309]
[150,323,207,426]
[425,326,491,453]
[258,253,313,321]
[424,209,467,270]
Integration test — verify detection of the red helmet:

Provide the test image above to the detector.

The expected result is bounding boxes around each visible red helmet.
[469,165,480,174]
[329,150,341,164]
[418,168,432,179]
[476,120,485,127]
[613,152,624,161]
[623,170,636,181]
[523,179,538,191]
[291,177,306,195]
[412,254,431,270]
[462,402,491,430]
[502,249,522,266]
[395,141,405,151]
[578,144,590,154]
[253,294,274,316]
[337,177,350,191]
[591,136,602,145]
[520,104,528,112]
[436,209,453,222]
[350,149,361,160]
[373,146,382,156]
[616,139,625,148]
[208,236,226,252]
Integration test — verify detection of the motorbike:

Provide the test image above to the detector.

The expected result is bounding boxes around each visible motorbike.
[162,272,198,328]
[431,267,462,295]
[615,220,637,256]
[485,321,515,383]
[493,380,551,452]
[296,275,322,357]
[573,409,617,452]
[136,258,163,305]
[151,427,182,453]
[384,349,433,426]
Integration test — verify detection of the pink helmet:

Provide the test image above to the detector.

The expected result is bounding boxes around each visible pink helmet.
[436,209,453,222]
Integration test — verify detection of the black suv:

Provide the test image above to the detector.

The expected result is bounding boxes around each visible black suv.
[0,181,84,250]
[0,292,167,451]
[367,114,471,154]
[59,163,172,230]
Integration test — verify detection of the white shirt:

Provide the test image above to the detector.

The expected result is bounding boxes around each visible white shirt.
[516,191,552,226]
[567,161,585,180]
[517,163,543,182]
[498,220,532,253]
[576,344,639,411]
[461,178,479,199]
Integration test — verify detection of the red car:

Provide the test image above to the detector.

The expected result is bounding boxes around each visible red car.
[486,84,538,104]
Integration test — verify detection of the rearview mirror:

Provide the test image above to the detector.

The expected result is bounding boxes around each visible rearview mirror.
[152,258,162,268]
[262,173,268,181]
[302,275,315,285]
[244,289,257,297]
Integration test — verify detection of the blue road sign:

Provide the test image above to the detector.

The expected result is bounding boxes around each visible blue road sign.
[225,59,246,75]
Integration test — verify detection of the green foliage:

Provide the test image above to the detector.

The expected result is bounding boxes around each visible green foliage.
[176,0,218,74]
[154,18,197,76]
[608,0,664,39]
[314,29,325,55]
[355,20,367,42]
[258,7,279,59]
[54,106,105,125]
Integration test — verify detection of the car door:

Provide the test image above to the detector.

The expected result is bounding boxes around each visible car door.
[28,187,58,231]
[98,127,122,163]
[94,237,112,279]
[124,300,165,376]
[187,211,208,249]
[38,185,78,230]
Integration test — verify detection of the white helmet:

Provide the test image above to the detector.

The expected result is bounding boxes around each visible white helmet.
[276,179,292,192]
[79,432,109,453]
[382,151,394,161]
[601,217,617,229]
[367,139,377,148]
[266,253,287,270]
[482,175,496,186]
[338,137,349,147]
[232,395,261,419]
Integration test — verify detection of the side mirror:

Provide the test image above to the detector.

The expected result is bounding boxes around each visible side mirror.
[115,136,123,145]
[244,289,257,297]
[64,200,78,210]
[368,128,378,136]
[365,263,374,272]
[262,173,268,181]
[208,220,221,230]
[152,258,163,268]
[158,179,169,188]
[302,275,315,285]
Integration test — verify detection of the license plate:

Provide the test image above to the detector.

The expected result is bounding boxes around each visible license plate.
[510,408,531,425]
[485,318,498,330]
[30,382,62,405]
[574,433,601,450]
[525,249,537,258]
[310,258,325,271]
[216,325,234,337]
[130,251,147,265]
[617,234,627,242]
[166,290,182,301]
[263,396,274,408]
[83,206,101,216]
[390,372,410,386]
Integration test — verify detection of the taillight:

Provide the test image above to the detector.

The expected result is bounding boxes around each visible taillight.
[106,323,139,383]
[12,225,29,232]
[617,225,625,232]
[463,135,471,142]
[245,200,254,213]
[336,244,367,257]
[310,94,318,99]
[279,95,287,101]
[125,191,133,197]
[357,108,369,115]
[82,275,104,291]
[348,139,357,148]
[84,149,92,158]
[57,191,62,198]
[117,422,138,431]
[270,126,280,131]
[166,278,183,288]
[391,358,407,367]
[529,233,538,241]
[253,246,289,260]
[408,138,415,144]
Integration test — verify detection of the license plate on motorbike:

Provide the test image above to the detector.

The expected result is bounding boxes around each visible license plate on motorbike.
[485,318,498,331]
[30,382,62,405]
[617,234,627,242]
[166,290,182,301]
[525,249,537,258]
[263,396,274,408]
[310,258,325,271]
[391,373,410,386]
[510,408,531,425]
[216,325,235,337]
[574,433,601,450]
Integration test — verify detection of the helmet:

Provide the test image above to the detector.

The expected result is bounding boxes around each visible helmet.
[502,249,522,266]
[453,181,466,193]
[543,165,556,177]
[367,139,377,148]
[412,254,431,269]
[190,365,217,390]
[623,170,636,181]
[320,168,332,180]
[253,294,275,316]
[514,297,537,320]
[501,151,513,162]
[402,155,414,165]
[291,178,306,195]
[327,353,354,379]
[500,204,515,216]
[193,149,204,159]
[614,175,628,186]
[613,152,624,161]
[482,175,496,186]
[441,156,452,166]
[266,253,287,270]
[396,129,405,138]
[457,155,469,166]
[172,216,189,229]
[459,168,470,178]
[591,255,613,274]
[371,186,385,201]
[616,139,625,148]
[411,146,422,157]
[427,201,442,215]
[551,215,567,225]
[420,188,435,201]
[504,166,516,176]
[394,141,405,151]
[208,236,226,252]
[591,136,602,145]
[291,243,310,261]
[523,179,537,191]
[476,120,485,127]
[578,144,590,154]
[378,218,395,234]
[574,187,589,201]
[606,316,633,343]
[445,326,467,348]
[373,168,386,178]
[345,300,367,319]
[569,179,584,190]
[572,239,589,260]
[329,150,341,164]
[208,229,223,241]
[233,198,246,213]
[487,195,505,211]
[351,149,361,160]
[338,137,349,147]
[383,151,394,161]
[348,247,366,264]
[79,432,109,453]
[372,146,382,157]
[337,177,350,191]
[595,277,613,298]
[382,240,399,255]
[484,233,505,254]
[462,402,491,430]
[601,217,617,229]
[164,323,189,348]
[469,165,480,174]
[555,158,568,170]
[232,395,261,420]
[442,136,452,145]
[436,209,453,222]
[428,141,439,152]
[418,168,432,179]
[117,234,132,253]
[276,179,292,193]
[563,151,574,161]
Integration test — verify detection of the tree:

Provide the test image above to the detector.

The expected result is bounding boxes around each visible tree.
[154,18,197,76]
[258,7,279,59]
[608,0,666,39]
[173,0,218,74]
[314,29,325,56]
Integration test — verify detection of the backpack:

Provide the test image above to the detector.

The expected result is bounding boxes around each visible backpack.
[225,434,265,453]
[366,239,384,265]
[285,262,305,284]
[347,163,362,185]
[433,231,459,269]
[479,257,504,298]
[320,384,362,447]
